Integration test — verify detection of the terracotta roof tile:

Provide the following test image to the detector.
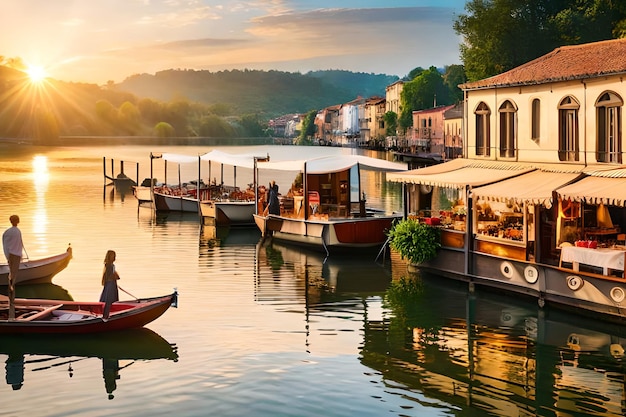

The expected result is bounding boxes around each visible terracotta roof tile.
[461,38,626,90]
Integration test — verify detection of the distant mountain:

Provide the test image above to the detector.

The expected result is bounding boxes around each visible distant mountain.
[115,69,399,117]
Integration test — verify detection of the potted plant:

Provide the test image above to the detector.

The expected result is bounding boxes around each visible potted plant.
[387,218,442,265]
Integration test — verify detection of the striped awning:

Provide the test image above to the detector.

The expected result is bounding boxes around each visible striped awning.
[557,174,626,207]
[471,170,583,208]
[387,158,534,188]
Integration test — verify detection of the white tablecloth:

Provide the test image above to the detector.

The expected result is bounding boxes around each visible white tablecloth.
[560,246,626,273]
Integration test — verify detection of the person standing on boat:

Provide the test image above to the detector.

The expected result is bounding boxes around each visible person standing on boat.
[265,180,280,216]
[100,250,120,319]
[2,215,23,321]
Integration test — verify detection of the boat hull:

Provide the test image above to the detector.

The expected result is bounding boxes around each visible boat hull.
[133,186,152,203]
[418,246,626,322]
[0,247,72,285]
[254,214,400,252]
[200,200,255,226]
[153,192,199,212]
[0,292,176,334]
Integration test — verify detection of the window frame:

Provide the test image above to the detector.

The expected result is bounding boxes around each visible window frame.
[475,102,491,156]
[558,96,580,162]
[596,91,623,163]
[499,100,517,158]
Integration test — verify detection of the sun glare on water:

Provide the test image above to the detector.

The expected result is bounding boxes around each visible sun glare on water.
[26,65,48,83]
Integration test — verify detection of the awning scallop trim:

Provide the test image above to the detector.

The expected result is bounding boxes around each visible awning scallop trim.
[557,174,626,207]
[471,170,583,209]
[387,159,534,188]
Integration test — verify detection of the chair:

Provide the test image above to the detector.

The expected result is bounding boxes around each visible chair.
[281,197,294,215]
[308,191,320,214]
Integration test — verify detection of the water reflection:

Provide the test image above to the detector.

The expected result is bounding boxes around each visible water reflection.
[0,328,178,399]
[255,238,392,303]
[374,272,626,416]
[200,225,261,249]
[31,155,49,241]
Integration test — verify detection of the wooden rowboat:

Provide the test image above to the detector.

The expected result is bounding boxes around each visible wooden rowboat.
[0,246,72,285]
[0,291,177,334]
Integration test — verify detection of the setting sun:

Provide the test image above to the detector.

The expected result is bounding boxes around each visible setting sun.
[26,65,48,83]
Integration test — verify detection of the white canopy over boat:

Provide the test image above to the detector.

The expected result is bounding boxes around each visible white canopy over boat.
[158,153,199,164]
[200,150,269,169]
[259,154,407,173]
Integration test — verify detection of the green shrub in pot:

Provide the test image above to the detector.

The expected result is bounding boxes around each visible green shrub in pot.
[387,218,441,265]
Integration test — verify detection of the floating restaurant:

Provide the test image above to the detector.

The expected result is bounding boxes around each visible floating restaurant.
[388,38,626,321]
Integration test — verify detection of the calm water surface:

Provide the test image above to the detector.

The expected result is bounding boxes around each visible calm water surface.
[0,144,625,417]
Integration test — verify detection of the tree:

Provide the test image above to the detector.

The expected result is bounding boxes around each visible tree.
[405,67,426,81]
[118,101,141,134]
[399,67,450,131]
[154,121,175,137]
[238,113,267,137]
[384,111,398,137]
[198,114,235,137]
[443,65,466,103]
[295,110,317,145]
[455,0,626,82]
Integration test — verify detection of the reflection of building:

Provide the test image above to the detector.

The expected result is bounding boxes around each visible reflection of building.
[362,274,626,415]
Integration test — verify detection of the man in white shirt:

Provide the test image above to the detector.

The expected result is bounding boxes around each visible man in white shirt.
[2,215,23,320]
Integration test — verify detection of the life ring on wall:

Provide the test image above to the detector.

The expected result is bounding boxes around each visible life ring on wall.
[566,275,584,291]
[524,266,539,284]
[610,287,626,303]
[567,333,581,350]
[500,261,514,279]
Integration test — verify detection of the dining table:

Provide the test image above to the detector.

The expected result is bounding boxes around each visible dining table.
[560,245,626,275]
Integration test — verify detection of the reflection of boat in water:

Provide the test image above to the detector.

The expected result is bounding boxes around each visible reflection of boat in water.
[361,271,626,416]
[200,224,261,248]
[255,239,392,304]
[1,328,178,397]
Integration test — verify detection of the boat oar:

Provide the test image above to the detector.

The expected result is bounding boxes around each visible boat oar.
[118,286,139,300]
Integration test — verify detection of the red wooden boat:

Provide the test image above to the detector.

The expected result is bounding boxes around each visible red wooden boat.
[0,292,177,334]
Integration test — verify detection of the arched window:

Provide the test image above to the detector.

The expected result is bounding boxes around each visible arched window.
[475,102,490,156]
[531,99,540,141]
[499,100,516,158]
[558,96,579,162]
[596,91,623,163]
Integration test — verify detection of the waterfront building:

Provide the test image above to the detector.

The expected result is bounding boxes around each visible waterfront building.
[411,104,455,156]
[387,37,626,321]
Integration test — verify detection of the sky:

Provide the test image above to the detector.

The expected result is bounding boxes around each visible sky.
[2,0,466,85]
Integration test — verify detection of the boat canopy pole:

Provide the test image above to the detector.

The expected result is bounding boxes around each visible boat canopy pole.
[197,155,202,215]
[150,152,163,205]
[253,154,270,215]
[303,162,308,218]
[464,184,472,277]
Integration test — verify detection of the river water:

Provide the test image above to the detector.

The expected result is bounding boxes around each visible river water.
[1,143,625,417]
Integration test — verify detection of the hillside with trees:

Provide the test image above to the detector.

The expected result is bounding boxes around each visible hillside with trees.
[0,65,399,144]
[115,69,398,118]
